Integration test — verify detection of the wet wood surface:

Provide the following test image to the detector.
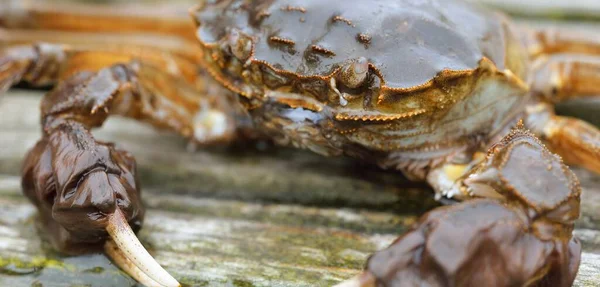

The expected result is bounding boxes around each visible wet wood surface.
[2,0,600,286]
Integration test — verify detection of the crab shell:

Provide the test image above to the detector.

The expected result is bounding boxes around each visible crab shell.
[191,0,531,161]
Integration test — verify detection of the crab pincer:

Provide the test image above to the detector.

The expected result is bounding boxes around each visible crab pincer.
[336,125,581,287]
[18,66,181,287]
[21,125,179,287]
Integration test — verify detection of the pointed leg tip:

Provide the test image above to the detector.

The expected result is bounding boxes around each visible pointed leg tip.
[106,209,180,287]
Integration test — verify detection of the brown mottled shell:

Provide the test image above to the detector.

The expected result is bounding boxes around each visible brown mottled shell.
[193,0,507,90]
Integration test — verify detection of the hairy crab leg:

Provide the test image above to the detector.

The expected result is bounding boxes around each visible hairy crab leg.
[336,123,581,286]
[527,102,600,174]
[529,54,600,103]
[545,114,600,174]
[106,210,179,287]
[0,41,202,93]
[526,54,600,174]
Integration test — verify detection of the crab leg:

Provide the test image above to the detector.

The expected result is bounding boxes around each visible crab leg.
[544,114,600,174]
[0,43,241,143]
[11,45,241,285]
[527,102,600,174]
[526,53,600,174]
[17,62,190,286]
[529,54,600,102]
[335,123,581,287]
[106,210,179,287]
[0,40,202,93]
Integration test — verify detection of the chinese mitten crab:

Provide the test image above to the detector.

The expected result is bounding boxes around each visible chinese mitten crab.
[1,0,599,286]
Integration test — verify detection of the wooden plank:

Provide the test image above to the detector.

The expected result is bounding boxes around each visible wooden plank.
[0,174,401,287]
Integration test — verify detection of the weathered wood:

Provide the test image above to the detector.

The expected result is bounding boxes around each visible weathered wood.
[0,173,401,287]
[2,87,600,287]
[0,90,430,287]
[1,0,600,285]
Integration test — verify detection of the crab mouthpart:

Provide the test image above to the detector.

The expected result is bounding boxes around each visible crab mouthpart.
[106,209,180,287]
[226,28,252,61]
[339,57,369,89]
[353,57,369,74]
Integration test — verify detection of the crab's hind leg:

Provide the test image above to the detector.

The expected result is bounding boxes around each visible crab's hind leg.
[336,124,581,287]
[525,52,600,174]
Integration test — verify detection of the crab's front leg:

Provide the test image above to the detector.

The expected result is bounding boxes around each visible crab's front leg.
[10,46,245,286]
[21,122,178,287]
[21,77,179,287]
[338,124,581,287]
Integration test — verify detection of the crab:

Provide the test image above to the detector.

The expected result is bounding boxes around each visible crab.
[0,0,599,286]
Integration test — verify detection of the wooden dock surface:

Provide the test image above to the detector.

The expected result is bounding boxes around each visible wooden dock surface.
[2,0,600,285]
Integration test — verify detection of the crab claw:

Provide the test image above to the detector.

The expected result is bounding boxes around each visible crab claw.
[21,123,180,287]
[336,125,581,287]
[106,209,180,287]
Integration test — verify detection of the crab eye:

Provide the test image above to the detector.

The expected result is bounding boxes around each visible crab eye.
[226,29,252,61]
[339,57,369,89]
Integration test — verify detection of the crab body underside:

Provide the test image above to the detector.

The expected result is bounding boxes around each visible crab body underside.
[1,0,600,286]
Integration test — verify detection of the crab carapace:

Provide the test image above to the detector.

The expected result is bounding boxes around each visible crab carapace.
[1,0,599,286]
